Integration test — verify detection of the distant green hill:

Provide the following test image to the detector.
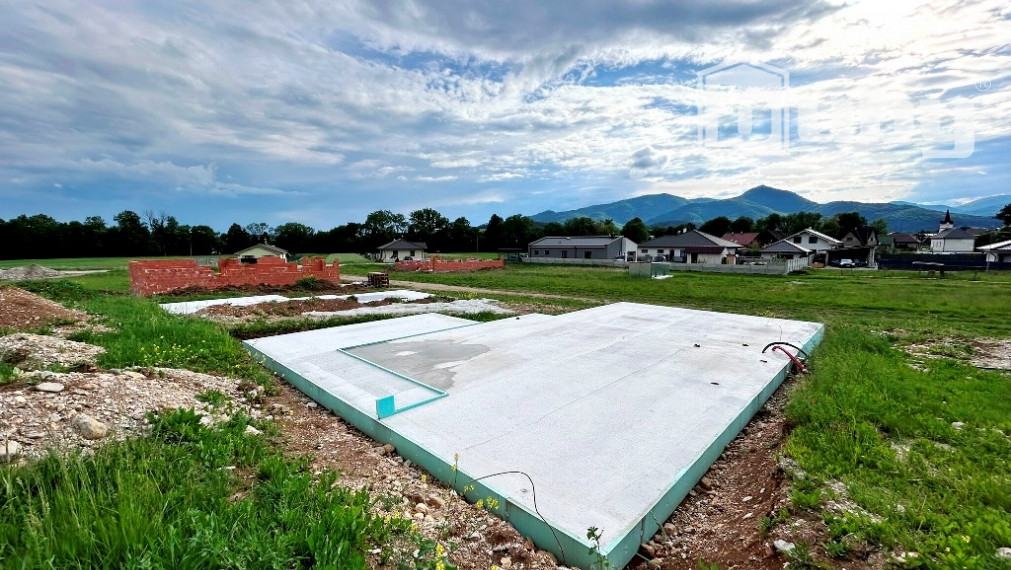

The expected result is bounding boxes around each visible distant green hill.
[530,193,692,224]
[530,186,1001,232]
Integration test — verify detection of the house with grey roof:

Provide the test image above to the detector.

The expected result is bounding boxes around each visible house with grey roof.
[760,240,812,261]
[377,239,428,262]
[930,228,975,253]
[638,230,740,264]
[527,235,636,262]
[235,243,290,262]
[881,232,921,252]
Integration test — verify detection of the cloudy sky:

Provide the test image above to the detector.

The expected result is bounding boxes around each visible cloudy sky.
[2,0,1009,230]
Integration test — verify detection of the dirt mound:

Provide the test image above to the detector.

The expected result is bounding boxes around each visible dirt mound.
[158,282,375,297]
[0,286,88,331]
[0,265,64,281]
[197,296,440,317]
[0,367,255,460]
[0,333,105,370]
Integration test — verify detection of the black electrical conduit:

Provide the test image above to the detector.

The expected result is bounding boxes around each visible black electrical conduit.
[460,470,567,564]
[761,341,810,360]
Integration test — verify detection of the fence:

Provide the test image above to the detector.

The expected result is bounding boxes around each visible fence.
[666,258,809,275]
[877,253,1011,271]
[524,257,629,267]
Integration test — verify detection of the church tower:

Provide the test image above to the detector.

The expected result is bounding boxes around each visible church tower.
[939,210,954,232]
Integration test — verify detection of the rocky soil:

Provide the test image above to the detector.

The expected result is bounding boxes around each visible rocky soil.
[1,367,255,461]
[0,285,90,331]
[905,337,1011,371]
[0,265,107,281]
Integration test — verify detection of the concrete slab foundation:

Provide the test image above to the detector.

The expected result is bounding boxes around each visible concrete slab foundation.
[244,303,824,569]
[160,289,432,315]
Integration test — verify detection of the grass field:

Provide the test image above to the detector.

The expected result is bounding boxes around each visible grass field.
[4,258,1011,567]
[0,256,190,270]
[383,263,1011,566]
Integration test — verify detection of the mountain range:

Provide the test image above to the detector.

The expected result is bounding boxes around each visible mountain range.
[530,186,1007,232]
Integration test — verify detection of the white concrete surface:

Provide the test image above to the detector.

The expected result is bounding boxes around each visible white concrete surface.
[160,289,431,315]
[304,299,513,318]
[245,303,823,558]
[161,294,288,314]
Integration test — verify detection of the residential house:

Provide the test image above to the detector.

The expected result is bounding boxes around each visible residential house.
[377,239,428,262]
[721,232,762,250]
[638,230,740,264]
[235,243,290,262]
[880,233,921,252]
[978,239,1011,263]
[783,228,842,254]
[527,235,636,261]
[930,228,976,253]
[836,227,879,266]
[840,228,878,249]
[760,240,812,261]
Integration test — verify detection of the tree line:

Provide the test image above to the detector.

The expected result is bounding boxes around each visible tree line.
[7,203,1010,261]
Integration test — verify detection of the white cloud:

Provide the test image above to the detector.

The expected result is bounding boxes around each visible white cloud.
[0,0,1008,227]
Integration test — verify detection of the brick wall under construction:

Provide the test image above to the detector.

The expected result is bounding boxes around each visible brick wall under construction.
[129,257,340,296]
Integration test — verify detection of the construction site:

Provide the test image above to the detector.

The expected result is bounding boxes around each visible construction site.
[243,300,823,569]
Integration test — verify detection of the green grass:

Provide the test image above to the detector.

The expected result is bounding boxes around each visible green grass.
[0,256,132,270]
[389,264,1011,335]
[784,327,1011,566]
[0,409,431,569]
[434,252,501,260]
[15,280,272,384]
[7,261,1011,566]
[0,362,19,386]
[383,264,1011,564]
[63,268,131,293]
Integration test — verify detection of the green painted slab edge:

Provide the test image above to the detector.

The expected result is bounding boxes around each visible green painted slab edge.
[600,324,826,570]
[244,342,597,568]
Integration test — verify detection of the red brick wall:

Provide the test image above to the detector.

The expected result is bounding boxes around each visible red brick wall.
[395,256,504,272]
[129,257,340,296]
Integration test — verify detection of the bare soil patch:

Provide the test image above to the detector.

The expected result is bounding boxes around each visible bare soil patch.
[158,282,376,298]
[197,296,441,318]
[621,379,879,570]
[905,337,1011,371]
[0,286,89,331]
[0,265,107,281]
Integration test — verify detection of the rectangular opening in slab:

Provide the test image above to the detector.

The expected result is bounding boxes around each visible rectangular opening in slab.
[245,303,823,570]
